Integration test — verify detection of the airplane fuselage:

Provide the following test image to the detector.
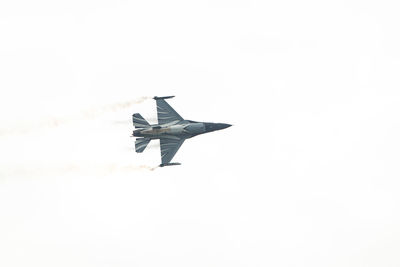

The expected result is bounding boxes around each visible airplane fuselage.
[132,121,230,139]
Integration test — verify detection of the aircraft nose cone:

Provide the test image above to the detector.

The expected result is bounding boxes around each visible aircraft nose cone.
[219,123,232,130]
[204,122,232,133]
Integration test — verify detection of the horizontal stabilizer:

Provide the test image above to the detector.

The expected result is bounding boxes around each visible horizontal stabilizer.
[132,113,150,128]
[135,138,151,153]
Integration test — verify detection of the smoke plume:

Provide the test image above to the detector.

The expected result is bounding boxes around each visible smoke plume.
[0,96,152,136]
[0,162,159,180]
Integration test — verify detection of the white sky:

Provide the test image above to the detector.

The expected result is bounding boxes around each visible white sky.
[1,1,400,266]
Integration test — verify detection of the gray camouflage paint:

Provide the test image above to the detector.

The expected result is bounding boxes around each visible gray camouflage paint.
[132,96,231,167]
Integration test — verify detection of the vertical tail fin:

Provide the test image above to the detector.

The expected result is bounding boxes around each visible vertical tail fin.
[132,113,150,128]
[135,138,151,153]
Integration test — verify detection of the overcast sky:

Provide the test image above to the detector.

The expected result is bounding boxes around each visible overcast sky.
[1,1,400,266]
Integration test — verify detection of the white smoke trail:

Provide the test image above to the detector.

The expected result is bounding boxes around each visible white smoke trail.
[0,96,152,136]
[112,117,158,125]
[0,96,161,180]
[0,162,160,180]
[81,96,152,119]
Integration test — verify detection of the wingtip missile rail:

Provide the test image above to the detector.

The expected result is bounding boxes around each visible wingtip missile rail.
[159,162,181,167]
[153,96,175,100]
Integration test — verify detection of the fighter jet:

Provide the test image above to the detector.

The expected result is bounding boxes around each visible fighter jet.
[132,96,231,167]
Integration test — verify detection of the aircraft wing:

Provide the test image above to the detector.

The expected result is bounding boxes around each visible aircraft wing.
[155,96,183,125]
[160,137,185,165]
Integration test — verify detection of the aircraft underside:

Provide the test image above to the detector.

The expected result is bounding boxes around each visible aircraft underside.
[132,96,231,167]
